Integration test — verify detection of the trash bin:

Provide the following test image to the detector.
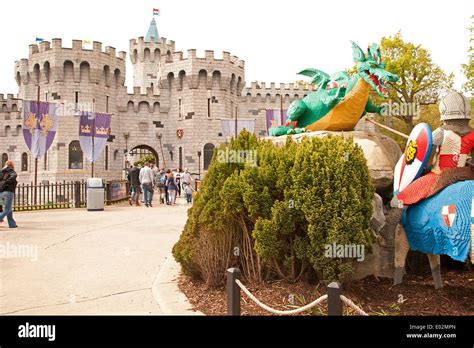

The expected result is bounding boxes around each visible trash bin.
[86,178,105,211]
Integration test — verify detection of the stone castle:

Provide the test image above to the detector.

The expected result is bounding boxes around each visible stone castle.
[0,18,314,183]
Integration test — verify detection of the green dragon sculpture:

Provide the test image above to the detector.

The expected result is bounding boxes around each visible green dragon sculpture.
[269,41,399,136]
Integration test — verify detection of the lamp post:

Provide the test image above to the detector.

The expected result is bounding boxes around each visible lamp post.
[156,133,166,168]
[123,132,130,175]
[197,150,202,179]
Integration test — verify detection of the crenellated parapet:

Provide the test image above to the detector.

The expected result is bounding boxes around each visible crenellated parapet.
[14,38,127,88]
[241,81,316,103]
[129,36,175,64]
[118,86,165,113]
[159,49,245,94]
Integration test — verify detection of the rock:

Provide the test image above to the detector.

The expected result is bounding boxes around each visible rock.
[370,193,386,233]
[265,129,402,193]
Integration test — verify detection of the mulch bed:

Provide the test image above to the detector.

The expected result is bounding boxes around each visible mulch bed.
[178,269,474,316]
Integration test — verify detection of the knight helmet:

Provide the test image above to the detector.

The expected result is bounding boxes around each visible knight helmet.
[439,90,471,121]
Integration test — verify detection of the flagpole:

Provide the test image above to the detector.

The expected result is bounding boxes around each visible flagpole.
[34,85,40,207]
[91,98,95,178]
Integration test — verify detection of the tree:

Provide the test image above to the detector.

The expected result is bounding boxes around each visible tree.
[379,32,454,128]
[461,15,473,95]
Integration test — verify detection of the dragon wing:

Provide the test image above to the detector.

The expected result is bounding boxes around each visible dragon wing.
[330,71,350,83]
[298,68,330,89]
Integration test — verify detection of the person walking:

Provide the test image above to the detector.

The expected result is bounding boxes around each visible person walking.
[139,162,155,207]
[0,160,18,228]
[166,171,178,206]
[181,168,192,191]
[183,183,195,204]
[128,162,141,206]
[175,169,181,197]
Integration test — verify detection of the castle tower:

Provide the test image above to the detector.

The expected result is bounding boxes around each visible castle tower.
[130,19,175,94]
[13,39,127,182]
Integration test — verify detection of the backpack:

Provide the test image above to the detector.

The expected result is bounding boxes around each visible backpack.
[160,175,166,184]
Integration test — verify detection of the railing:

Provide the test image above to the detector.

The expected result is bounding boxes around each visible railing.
[13,181,86,211]
[11,180,130,211]
[226,268,368,316]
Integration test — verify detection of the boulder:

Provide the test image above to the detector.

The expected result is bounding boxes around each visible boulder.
[265,129,402,194]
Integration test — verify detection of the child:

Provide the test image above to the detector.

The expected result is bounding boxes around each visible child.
[183,183,195,204]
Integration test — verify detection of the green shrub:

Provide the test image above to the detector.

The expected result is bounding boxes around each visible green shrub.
[173,131,374,287]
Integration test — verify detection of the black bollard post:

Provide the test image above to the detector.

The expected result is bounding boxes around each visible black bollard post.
[327,282,343,316]
[226,268,241,316]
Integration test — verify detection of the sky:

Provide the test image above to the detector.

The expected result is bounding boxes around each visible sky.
[0,0,472,95]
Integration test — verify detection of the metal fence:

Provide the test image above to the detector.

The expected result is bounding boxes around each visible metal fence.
[10,180,130,211]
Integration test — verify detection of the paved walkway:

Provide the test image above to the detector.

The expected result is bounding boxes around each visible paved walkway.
[0,197,200,315]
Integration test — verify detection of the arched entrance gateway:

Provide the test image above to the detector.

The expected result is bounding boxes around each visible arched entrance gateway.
[128,145,159,168]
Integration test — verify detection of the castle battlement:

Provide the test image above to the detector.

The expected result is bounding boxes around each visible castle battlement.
[15,39,127,88]
[241,81,316,103]
[0,94,20,112]
[129,36,176,64]
[27,39,127,60]
[161,49,245,69]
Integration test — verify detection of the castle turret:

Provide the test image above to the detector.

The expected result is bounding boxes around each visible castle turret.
[130,19,174,94]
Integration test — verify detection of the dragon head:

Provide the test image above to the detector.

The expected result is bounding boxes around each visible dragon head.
[351,41,398,98]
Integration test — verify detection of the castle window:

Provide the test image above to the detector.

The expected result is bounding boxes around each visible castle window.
[103,65,110,86]
[166,50,172,62]
[80,62,90,83]
[2,104,7,111]
[203,143,215,170]
[167,73,175,91]
[75,91,79,110]
[69,140,83,169]
[43,61,50,83]
[114,69,121,87]
[106,96,109,113]
[178,99,183,119]
[1,153,8,167]
[105,146,109,170]
[230,74,236,94]
[212,71,221,89]
[198,69,207,89]
[207,98,211,118]
[63,60,74,81]
[154,48,161,61]
[178,71,186,90]
[21,153,28,172]
[16,125,22,136]
[231,101,234,117]
[144,48,151,62]
[33,64,40,84]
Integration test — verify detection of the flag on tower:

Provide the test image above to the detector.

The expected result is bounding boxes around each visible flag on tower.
[82,40,93,50]
[153,8,160,16]
[35,37,45,43]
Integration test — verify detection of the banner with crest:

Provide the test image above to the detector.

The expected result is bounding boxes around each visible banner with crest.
[79,111,112,163]
[22,100,59,158]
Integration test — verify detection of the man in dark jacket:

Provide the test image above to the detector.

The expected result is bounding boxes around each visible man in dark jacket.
[0,160,18,228]
[128,162,141,206]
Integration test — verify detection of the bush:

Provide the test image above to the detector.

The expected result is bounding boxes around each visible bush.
[173,131,374,287]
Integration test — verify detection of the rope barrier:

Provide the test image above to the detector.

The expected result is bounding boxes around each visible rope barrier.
[235,279,328,315]
[340,295,369,316]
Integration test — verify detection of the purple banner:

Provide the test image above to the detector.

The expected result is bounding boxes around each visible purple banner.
[22,100,59,158]
[79,111,111,162]
[265,109,287,135]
